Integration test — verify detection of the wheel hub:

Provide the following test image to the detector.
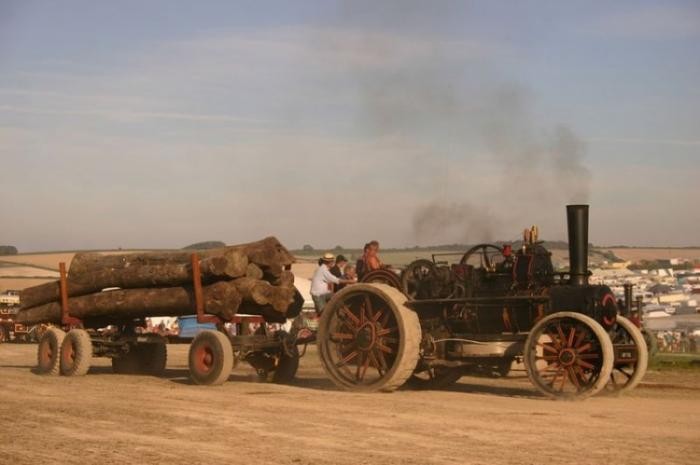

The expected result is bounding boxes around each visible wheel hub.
[558,348,576,367]
[195,346,214,373]
[355,323,376,351]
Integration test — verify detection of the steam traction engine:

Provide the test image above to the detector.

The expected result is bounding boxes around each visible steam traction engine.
[317,205,648,399]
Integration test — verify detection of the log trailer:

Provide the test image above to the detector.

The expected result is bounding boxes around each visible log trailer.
[32,254,307,385]
[316,205,648,399]
[0,292,46,343]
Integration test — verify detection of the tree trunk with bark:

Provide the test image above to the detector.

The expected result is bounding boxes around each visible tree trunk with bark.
[20,250,249,309]
[16,281,243,325]
[67,236,292,279]
[18,236,299,324]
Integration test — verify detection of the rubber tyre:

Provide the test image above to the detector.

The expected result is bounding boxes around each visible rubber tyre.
[112,348,141,374]
[524,312,613,400]
[139,342,168,376]
[189,330,233,386]
[318,283,421,392]
[36,327,66,375]
[0,325,8,344]
[606,315,648,394]
[60,329,93,376]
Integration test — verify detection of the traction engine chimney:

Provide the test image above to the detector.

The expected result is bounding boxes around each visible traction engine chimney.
[567,204,589,287]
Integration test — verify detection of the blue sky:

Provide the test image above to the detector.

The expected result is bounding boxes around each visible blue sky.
[1,0,698,251]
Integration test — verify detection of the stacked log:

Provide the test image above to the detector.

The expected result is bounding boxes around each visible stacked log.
[17,237,299,325]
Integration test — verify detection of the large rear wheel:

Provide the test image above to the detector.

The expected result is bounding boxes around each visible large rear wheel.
[318,283,421,392]
[36,327,66,375]
[524,312,613,399]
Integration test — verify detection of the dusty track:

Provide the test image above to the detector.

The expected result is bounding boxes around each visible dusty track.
[1,344,698,465]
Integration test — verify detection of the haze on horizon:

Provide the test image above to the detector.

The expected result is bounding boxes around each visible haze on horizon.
[1,1,698,253]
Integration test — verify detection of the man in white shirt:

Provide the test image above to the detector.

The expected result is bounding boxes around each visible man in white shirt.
[310,253,353,314]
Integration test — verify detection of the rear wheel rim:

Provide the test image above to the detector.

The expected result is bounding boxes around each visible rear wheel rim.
[61,341,75,371]
[323,291,401,387]
[194,346,214,375]
[39,340,54,369]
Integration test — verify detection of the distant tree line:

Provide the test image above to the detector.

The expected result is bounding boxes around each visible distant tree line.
[182,241,226,250]
[628,259,698,271]
[0,245,18,255]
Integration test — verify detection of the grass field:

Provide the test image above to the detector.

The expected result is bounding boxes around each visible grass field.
[650,352,700,370]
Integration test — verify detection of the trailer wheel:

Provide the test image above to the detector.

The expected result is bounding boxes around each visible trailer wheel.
[272,349,300,384]
[318,283,421,392]
[140,341,168,376]
[606,315,648,394]
[60,329,93,376]
[112,354,138,374]
[189,330,233,385]
[524,312,613,400]
[36,327,66,375]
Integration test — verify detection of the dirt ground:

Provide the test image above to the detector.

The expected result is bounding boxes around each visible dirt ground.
[1,344,699,465]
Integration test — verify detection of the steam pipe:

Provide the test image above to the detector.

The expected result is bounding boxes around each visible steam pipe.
[567,204,589,287]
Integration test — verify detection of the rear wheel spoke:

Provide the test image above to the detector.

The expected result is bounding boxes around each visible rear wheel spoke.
[567,367,581,391]
[577,359,595,370]
[377,326,397,337]
[556,324,567,348]
[546,330,562,349]
[341,305,361,326]
[363,295,374,322]
[336,350,359,368]
[331,332,354,342]
[537,342,558,354]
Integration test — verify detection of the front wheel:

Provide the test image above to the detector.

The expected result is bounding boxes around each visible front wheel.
[317,283,421,392]
[524,312,613,399]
